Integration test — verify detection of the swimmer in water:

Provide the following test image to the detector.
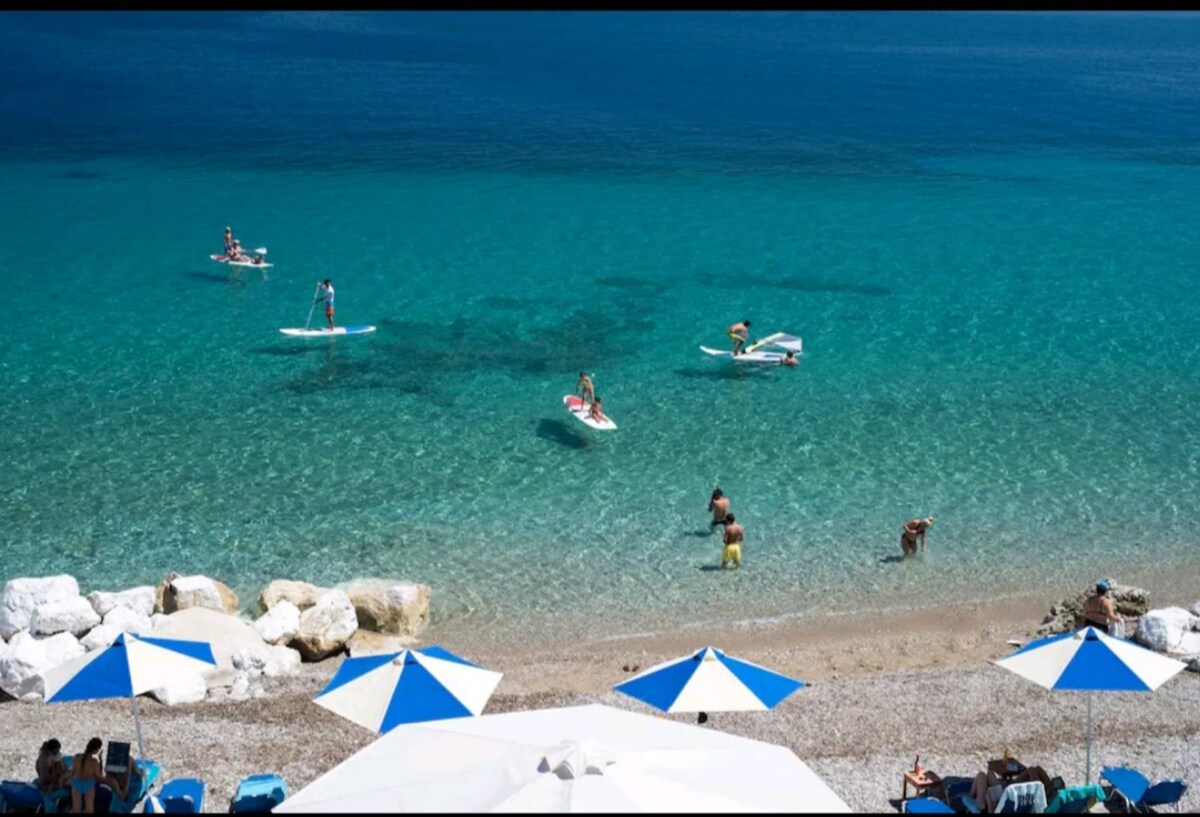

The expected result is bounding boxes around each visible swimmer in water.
[721,514,744,568]
[709,487,730,529]
[781,350,798,367]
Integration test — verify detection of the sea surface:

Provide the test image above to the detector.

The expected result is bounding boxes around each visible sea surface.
[2,12,1198,639]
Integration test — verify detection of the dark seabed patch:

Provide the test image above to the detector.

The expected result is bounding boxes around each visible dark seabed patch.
[697,272,891,297]
[595,276,673,295]
[61,169,102,180]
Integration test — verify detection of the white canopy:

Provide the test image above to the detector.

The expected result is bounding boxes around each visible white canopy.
[277,703,850,813]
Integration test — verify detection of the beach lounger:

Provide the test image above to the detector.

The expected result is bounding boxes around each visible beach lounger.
[230,773,287,812]
[1,780,45,813]
[961,780,1048,814]
[902,796,956,813]
[1100,766,1188,813]
[144,778,204,814]
[109,759,162,814]
[1044,783,1105,814]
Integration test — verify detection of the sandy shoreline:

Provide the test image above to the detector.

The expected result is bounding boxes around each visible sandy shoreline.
[3,581,1197,813]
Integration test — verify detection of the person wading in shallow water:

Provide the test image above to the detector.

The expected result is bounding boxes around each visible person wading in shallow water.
[721,514,744,569]
[900,516,933,557]
[709,487,730,530]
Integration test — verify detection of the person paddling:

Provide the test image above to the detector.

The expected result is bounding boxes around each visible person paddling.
[314,279,335,331]
[223,226,234,254]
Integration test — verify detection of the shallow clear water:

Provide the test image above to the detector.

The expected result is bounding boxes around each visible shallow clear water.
[2,12,1198,636]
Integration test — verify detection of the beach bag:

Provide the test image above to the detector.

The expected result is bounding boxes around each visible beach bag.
[1112,619,1126,639]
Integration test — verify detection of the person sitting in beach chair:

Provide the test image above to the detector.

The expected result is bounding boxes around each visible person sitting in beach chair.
[36,738,72,792]
[964,765,1053,813]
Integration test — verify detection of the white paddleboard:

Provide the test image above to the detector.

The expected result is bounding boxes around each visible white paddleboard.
[280,326,376,337]
[563,395,617,430]
[210,254,273,269]
[700,345,786,363]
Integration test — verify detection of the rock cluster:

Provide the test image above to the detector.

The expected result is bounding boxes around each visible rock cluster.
[1037,580,1151,636]
[0,572,433,704]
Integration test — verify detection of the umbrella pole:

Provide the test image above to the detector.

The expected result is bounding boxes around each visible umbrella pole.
[1084,692,1092,783]
[130,693,147,762]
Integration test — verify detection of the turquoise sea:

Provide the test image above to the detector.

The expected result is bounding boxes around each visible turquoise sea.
[2,12,1198,638]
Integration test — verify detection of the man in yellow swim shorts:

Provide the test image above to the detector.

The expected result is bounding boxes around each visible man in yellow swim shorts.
[727,319,751,356]
[721,514,744,569]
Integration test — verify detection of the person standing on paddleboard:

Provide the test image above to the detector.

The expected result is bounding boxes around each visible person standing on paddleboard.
[223,226,234,255]
[577,372,595,405]
[314,279,335,331]
[727,320,751,356]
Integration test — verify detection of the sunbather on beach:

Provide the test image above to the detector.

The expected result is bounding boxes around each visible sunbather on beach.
[967,764,1055,812]
[1082,580,1123,634]
[709,487,730,529]
[71,738,126,814]
[36,739,72,792]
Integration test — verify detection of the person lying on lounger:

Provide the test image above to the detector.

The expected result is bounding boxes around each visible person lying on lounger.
[967,764,1055,812]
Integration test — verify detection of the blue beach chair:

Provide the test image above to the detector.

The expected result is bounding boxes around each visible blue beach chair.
[902,796,956,813]
[1,780,45,813]
[1100,766,1188,813]
[961,780,1047,814]
[1044,783,1105,814]
[144,778,204,814]
[230,773,287,812]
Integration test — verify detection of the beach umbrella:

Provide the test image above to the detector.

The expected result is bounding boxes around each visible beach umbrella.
[613,646,805,719]
[993,626,1187,782]
[275,703,851,813]
[42,632,216,760]
[313,646,503,733]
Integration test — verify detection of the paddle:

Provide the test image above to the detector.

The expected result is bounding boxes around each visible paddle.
[304,283,321,331]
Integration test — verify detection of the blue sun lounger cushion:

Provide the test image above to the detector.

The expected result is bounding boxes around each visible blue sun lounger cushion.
[902,796,956,814]
[230,773,288,812]
[1,780,45,812]
[145,778,204,814]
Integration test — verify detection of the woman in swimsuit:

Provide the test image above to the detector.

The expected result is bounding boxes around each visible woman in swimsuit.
[36,739,72,792]
[71,738,125,814]
[588,395,606,423]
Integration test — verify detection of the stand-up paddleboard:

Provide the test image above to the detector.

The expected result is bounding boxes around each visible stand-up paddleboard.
[280,326,376,338]
[563,395,617,430]
[700,346,787,363]
[210,254,274,269]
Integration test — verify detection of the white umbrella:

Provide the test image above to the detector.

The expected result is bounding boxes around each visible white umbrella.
[276,703,849,813]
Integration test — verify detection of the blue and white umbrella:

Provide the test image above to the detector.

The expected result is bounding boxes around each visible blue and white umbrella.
[42,632,216,759]
[614,646,805,714]
[995,626,1187,782]
[314,646,503,733]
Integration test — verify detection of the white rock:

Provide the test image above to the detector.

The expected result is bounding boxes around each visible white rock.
[164,575,239,614]
[346,629,419,657]
[1134,607,1200,653]
[0,576,81,639]
[1192,601,1200,620]
[231,646,268,677]
[258,580,329,613]
[0,631,85,702]
[1177,631,1200,657]
[292,590,359,661]
[102,607,153,636]
[149,671,207,705]
[80,624,122,652]
[341,579,431,636]
[254,601,301,646]
[151,613,169,630]
[152,607,270,689]
[229,671,251,701]
[87,587,155,619]
[29,597,101,637]
[263,645,302,678]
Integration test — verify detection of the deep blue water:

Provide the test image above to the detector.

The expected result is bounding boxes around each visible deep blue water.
[1,12,1198,638]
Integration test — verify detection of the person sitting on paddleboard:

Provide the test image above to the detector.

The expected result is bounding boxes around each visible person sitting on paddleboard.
[588,394,606,423]
[781,350,798,367]
[228,239,249,261]
[315,279,335,330]
[577,372,595,405]
[728,320,751,356]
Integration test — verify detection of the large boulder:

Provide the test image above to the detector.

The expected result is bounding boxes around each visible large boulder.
[258,580,328,614]
[102,607,153,636]
[1192,601,1200,620]
[341,579,431,636]
[161,574,239,615]
[292,590,358,661]
[80,624,122,652]
[152,607,269,689]
[254,601,301,646]
[0,631,85,702]
[1037,581,1151,636]
[87,587,155,619]
[346,629,419,657]
[232,644,302,678]
[29,597,101,637]
[0,576,82,639]
[149,671,207,706]
[1135,608,1200,654]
